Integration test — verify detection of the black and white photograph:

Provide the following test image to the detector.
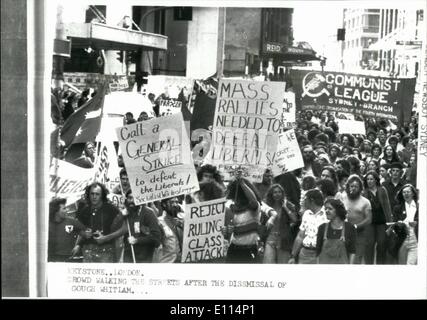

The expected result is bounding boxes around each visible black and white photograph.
[2,0,427,300]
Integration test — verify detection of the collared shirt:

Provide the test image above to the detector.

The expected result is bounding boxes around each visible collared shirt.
[300,207,328,248]
[404,200,417,223]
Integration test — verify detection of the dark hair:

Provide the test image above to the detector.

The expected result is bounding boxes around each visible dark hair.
[305,189,324,207]
[119,168,127,178]
[125,189,132,198]
[341,146,353,155]
[336,169,350,183]
[324,198,347,220]
[340,134,355,147]
[84,182,109,204]
[302,175,316,191]
[197,181,225,201]
[336,159,350,174]
[320,166,338,186]
[401,135,412,147]
[125,112,134,117]
[315,178,337,197]
[347,155,361,174]
[49,198,67,222]
[382,145,400,163]
[345,175,364,194]
[395,184,418,203]
[371,143,382,155]
[307,128,321,143]
[363,170,381,188]
[226,178,261,204]
[197,164,221,183]
[315,133,329,145]
[264,184,285,206]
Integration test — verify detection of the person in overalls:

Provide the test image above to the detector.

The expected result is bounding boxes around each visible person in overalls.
[316,198,357,264]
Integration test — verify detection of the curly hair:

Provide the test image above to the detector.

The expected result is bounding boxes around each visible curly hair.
[264,184,285,206]
[84,182,109,204]
[226,178,261,205]
[198,181,225,201]
[345,175,364,194]
[197,164,222,183]
[324,198,347,220]
[315,178,337,198]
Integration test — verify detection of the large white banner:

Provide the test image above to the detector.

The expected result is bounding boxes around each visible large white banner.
[116,113,199,205]
[182,198,227,263]
[49,158,94,204]
[207,79,285,182]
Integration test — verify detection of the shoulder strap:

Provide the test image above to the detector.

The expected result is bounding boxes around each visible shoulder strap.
[340,223,346,241]
[323,222,329,240]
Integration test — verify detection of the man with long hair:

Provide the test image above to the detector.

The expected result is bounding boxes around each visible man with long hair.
[75,182,123,262]
[336,175,372,264]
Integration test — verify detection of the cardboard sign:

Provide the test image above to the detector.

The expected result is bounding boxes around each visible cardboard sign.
[291,70,416,123]
[337,118,366,135]
[116,113,199,205]
[207,79,286,182]
[182,198,226,263]
[49,158,94,204]
[272,129,304,176]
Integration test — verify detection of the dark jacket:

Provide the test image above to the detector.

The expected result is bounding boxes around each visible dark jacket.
[393,202,418,240]
[362,186,392,224]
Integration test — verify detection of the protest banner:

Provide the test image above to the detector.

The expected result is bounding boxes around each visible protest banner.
[281,91,296,129]
[290,70,416,123]
[207,79,286,182]
[146,75,195,116]
[337,118,366,135]
[182,198,226,263]
[116,113,199,205]
[272,129,304,176]
[49,158,94,205]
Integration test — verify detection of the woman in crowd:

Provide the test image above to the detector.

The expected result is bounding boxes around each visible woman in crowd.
[362,171,392,264]
[262,184,298,263]
[347,156,361,176]
[380,145,400,166]
[367,159,379,174]
[366,143,382,163]
[224,177,265,263]
[328,144,341,165]
[316,198,356,264]
[341,146,353,158]
[359,140,372,161]
[393,184,418,265]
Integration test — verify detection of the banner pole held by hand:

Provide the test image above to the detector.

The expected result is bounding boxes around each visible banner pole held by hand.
[126,218,136,263]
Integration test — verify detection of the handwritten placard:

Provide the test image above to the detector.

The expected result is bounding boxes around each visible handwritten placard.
[182,198,226,263]
[207,79,285,182]
[116,113,199,205]
[272,129,304,176]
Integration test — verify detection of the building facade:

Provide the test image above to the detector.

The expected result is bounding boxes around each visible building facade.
[341,8,381,72]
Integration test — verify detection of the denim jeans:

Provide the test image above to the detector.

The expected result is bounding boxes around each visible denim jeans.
[398,231,418,265]
[263,241,291,264]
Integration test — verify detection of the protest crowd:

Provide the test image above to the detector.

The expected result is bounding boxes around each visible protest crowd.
[48,72,419,266]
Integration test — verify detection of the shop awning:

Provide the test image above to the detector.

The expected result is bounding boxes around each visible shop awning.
[64,22,168,51]
[262,42,321,62]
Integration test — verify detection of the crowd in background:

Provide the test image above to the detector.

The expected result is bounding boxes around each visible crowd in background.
[49,82,420,265]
